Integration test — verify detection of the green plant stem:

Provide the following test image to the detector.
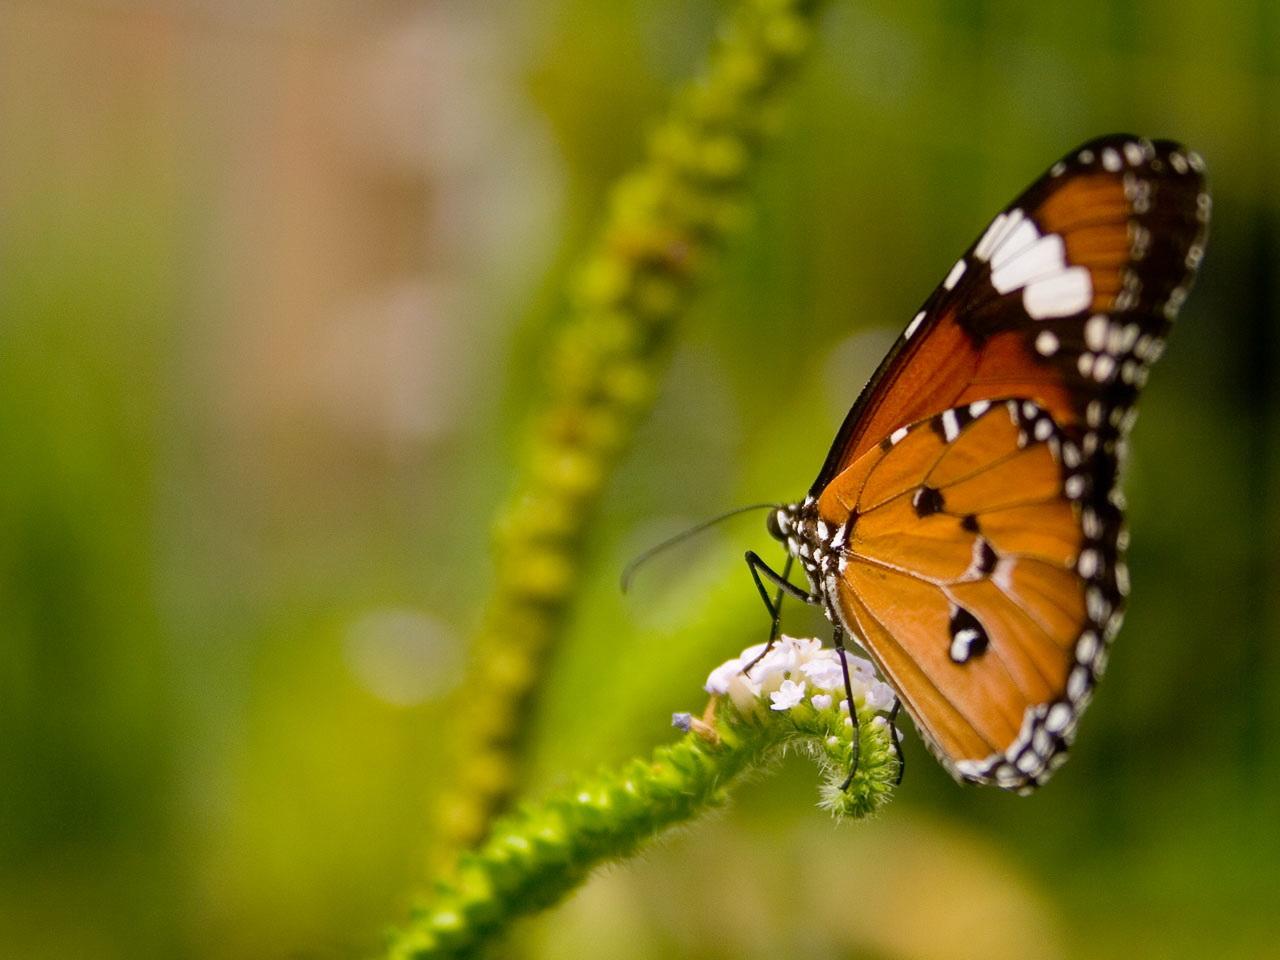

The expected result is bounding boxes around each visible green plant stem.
[436,0,833,859]
[395,690,897,960]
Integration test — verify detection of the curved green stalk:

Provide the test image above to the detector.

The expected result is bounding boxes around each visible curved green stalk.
[437,0,834,859]
[395,637,899,959]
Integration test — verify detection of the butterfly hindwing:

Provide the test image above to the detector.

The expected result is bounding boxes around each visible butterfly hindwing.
[816,400,1109,790]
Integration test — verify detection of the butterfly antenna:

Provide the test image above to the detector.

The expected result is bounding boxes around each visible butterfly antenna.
[620,503,779,593]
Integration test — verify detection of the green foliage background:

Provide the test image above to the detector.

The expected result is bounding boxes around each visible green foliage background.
[1,1,1276,958]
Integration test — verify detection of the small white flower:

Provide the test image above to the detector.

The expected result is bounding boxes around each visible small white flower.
[751,646,797,693]
[780,635,824,660]
[799,655,846,691]
[726,671,762,714]
[705,657,744,695]
[864,680,897,713]
[770,678,807,711]
[839,650,878,678]
[705,635,894,721]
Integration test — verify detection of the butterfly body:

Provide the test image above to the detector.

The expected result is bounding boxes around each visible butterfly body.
[764,135,1209,792]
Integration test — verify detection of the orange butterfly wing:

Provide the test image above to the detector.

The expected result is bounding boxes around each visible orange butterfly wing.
[811,135,1209,494]
[817,400,1093,788]
[788,135,1209,791]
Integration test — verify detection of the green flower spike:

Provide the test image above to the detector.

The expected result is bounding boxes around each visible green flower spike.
[437,0,835,861]
[390,636,899,959]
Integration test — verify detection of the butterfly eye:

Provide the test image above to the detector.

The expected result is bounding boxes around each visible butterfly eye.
[766,509,788,542]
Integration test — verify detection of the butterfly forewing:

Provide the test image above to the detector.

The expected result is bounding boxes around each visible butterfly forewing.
[783,135,1209,791]
[811,134,1209,495]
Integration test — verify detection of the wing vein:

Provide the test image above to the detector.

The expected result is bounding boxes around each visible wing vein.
[840,573,1003,754]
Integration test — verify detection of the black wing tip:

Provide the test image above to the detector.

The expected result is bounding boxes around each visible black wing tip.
[1057,133,1209,182]
[1072,131,1185,152]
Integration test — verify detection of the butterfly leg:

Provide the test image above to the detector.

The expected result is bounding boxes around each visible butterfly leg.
[832,623,861,791]
[742,551,812,674]
[888,698,905,785]
[755,552,801,642]
[745,550,813,607]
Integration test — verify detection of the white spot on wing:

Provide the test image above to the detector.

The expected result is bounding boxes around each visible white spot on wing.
[1085,314,1108,351]
[1082,508,1100,538]
[1023,268,1092,319]
[1197,192,1212,223]
[990,218,1041,269]
[950,629,981,663]
[1045,702,1072,733]
[975,211,1013,262]
[1164,286,1188,319]
[1077,629,1100,664]
[1129,223,1151,259]
[905,309,926,339]
[1116,562,1130,596]
[1068,665,1090,701]
[1015,751,1040,774]
[990,233,1068,295]
[992,557,1016,593]
[1077,549,1098,578]
[943,258,967,290]
[941,409,960,441]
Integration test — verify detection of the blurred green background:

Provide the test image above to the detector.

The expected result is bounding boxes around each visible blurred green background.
[1,1,1276,958]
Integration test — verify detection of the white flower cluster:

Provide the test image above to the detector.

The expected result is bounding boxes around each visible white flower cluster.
[704,635,896,719]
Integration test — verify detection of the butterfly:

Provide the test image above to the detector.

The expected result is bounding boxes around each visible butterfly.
[749,135,1210,792]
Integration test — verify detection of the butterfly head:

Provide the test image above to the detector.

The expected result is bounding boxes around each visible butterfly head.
[765,505,794,544]
[767,498,842,591]
[766,502,811,558]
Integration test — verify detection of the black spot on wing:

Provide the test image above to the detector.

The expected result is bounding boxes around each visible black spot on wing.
[912,485,945,517]
[974,537,998,576]
[948,606,990,664]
